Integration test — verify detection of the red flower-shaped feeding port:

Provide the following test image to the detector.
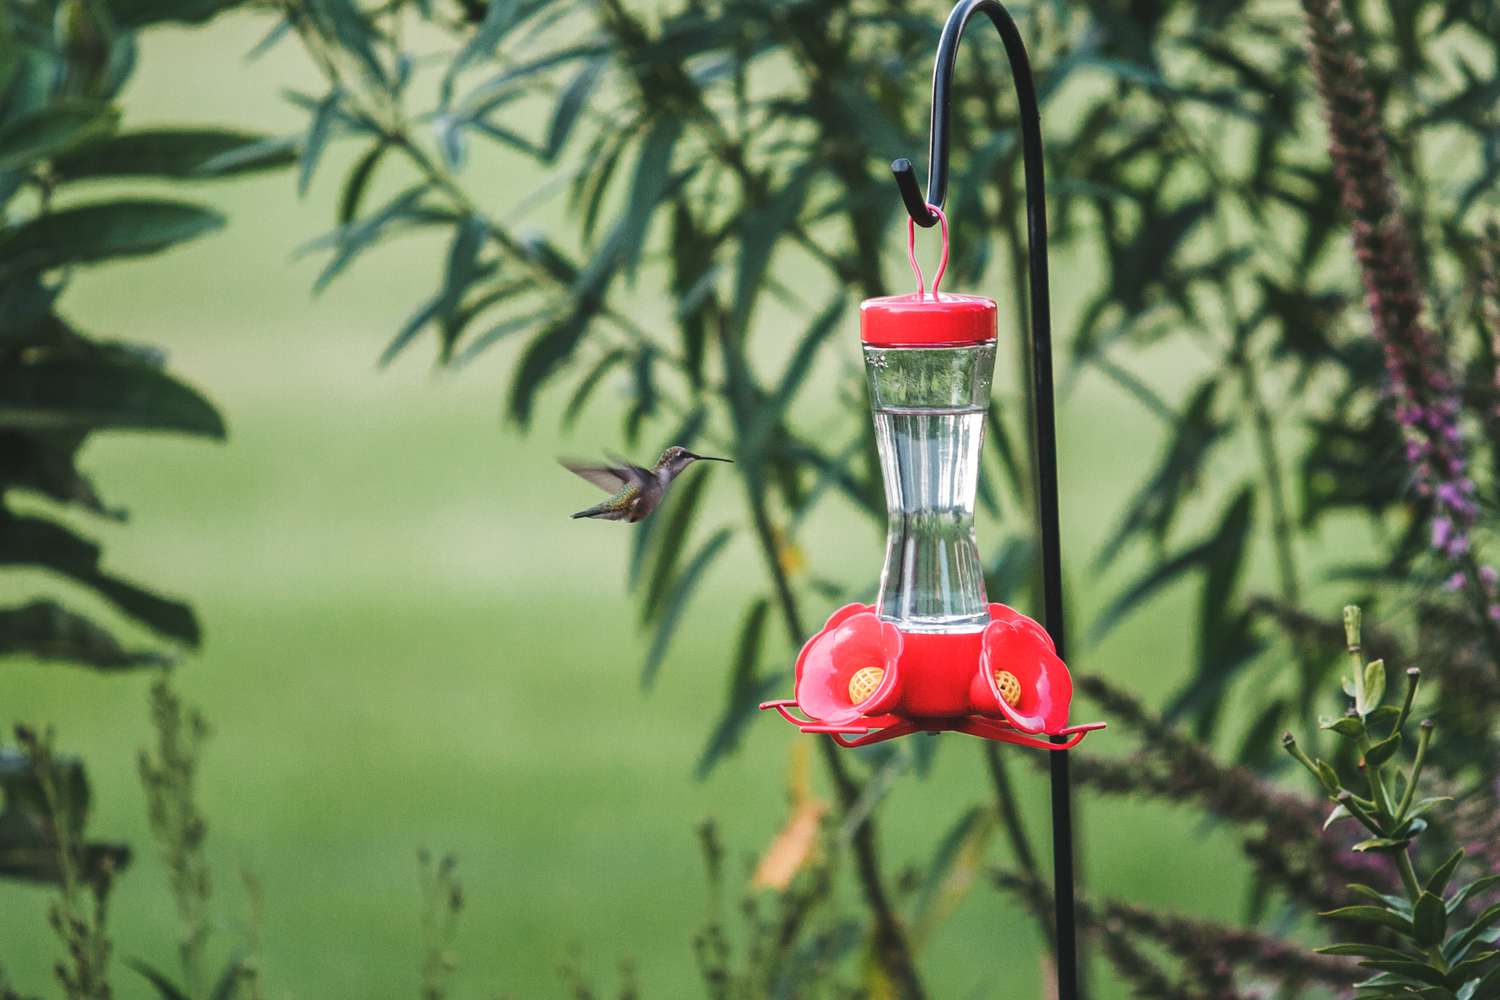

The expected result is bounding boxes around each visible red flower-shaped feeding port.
[761,603,1105,749]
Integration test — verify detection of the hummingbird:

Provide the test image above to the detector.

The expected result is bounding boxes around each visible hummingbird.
[563,446,733,522]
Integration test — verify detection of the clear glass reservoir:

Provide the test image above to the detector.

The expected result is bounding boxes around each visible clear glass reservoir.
[861,292,997,634]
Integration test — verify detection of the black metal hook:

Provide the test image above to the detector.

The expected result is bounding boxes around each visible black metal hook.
[894,4,1082,999]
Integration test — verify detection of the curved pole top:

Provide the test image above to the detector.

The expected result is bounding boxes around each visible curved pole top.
[892,0,1042,227]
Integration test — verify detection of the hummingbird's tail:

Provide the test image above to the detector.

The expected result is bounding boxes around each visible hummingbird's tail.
[571,502,626,520]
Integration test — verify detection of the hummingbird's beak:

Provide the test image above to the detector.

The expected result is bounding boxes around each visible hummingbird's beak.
[690,453,733,463]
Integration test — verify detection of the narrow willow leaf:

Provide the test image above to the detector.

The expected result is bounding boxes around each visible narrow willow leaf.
[1323,803,1352,830]
[0,100,118,170]
[640,468,712,621]
[52,129,294,180]
[731,164,814,336]
[195,135,299,176]
[507,312,587,426]
[337,142,388,224]
[310,184,428,292]
[561,348,628,427]
[0,515,200,644]
[911,807,994,943]
[112,0,240,27]
[741,293,845,466]
[695,598,773,778]
[639,528,732,689]
[126,961,191,1000]
[0,601,170,670]
[615,118,682,280]
[208,957,246,1000]
[1352,836,1412,853]
[299,89,342,195]
[451,310,546,370]
[0,357,225,437]
[546,56,607,161]
[0,200,225,274]
[444,0,521,101]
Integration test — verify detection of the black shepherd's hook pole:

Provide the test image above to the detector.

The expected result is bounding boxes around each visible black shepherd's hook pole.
[892,2,1082,997]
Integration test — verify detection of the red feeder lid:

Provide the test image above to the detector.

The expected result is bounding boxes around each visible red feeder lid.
[860,292,997,347]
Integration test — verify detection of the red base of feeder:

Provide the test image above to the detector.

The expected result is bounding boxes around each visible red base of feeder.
[759,603,1105,750]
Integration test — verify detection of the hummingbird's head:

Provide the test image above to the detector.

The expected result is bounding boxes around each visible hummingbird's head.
[657,445,733,478]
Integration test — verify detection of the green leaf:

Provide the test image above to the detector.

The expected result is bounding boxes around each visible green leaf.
[1452,904,1500,959]
[338,142,388,224]
[195,135,300,176]
[560,348,628,427]
[112,0,243,27]
[1414,891,1448,948]
[910,807,995,941]
[731,163,815,336]
[299,89,343,195]
[378,215,486,366]
[695,598,776,778]
[640,467,712,621]
[507,312,587,426]
[1321,905,1412,934]
[1364,733,1402,768]
[1428,850,1465,898]
[0,100,118,171]
[1367,704,1402,727]
[1353,836,1413,853]
[1349,884,1413,913]
[0,200,224,274]
[0,515,200,644]
[0,600,171,670]
[1093,490,1253,647]
[613,118,682,281]
[444,0,520,99]
[309,184,430,292]
[1408,796,1455,822]
[1449,875,1500,915]
[1322,715,1365,739]
[126,961,191,1000]
[1447,954,1500,991]
[545,56,607,160]
[741,293,845,467]
[208,957,246,1000]
[1316,943,1415,961]
[1323,803,1352,830]
[52,129,294,180]
[0,357,225,437]
[639,527,732,689]
[1361,658,1386,715]
[1360,959,1447,988]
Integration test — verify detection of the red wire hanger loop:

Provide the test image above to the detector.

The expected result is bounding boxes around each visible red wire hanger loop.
[906,203,949,299]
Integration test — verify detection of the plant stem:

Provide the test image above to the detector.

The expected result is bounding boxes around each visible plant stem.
[985,744,1056,955]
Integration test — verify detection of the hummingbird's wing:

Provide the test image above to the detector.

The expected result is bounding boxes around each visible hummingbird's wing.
[559,459,630,493]
[604,453,655,487]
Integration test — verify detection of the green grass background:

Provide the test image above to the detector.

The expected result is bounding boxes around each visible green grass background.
[0,10,1367,998]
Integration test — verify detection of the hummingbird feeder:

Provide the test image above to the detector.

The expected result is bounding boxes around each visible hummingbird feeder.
[758,2,1105,996]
